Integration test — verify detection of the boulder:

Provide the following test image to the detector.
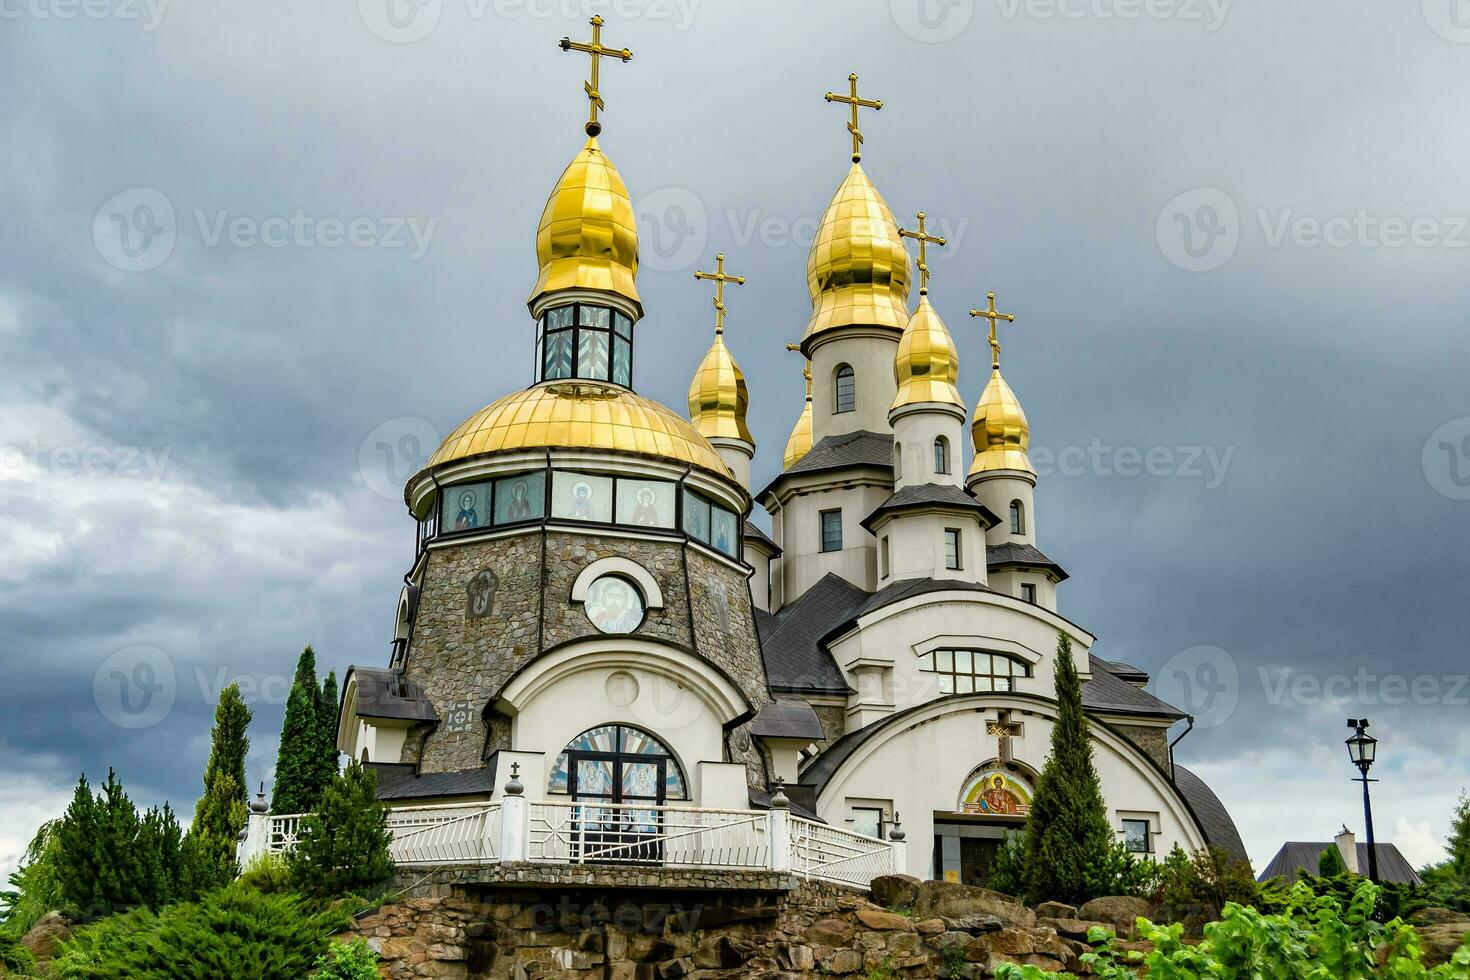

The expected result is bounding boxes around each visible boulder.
[20,912,73,962]
[803,917,855,947]
[1037,916,1112,940]
[914,880,1035,929]
[1412,907,1470,927]
[869,873,921,910]
[1035,900,1079,919]
[1079,896,1153,938]
[1417,922,1470,967]
[854,908,915,932]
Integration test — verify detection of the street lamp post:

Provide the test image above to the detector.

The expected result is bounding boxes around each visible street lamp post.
[1345,718,1380,883]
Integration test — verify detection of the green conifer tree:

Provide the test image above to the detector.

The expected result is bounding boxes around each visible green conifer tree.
[271,647,323,814]
[286,761,394,897]
[1318,843,1347,877]
[1022,632,1116,905]
[53,774,100,916]
[186,683,254,889]
[317,671,341,795]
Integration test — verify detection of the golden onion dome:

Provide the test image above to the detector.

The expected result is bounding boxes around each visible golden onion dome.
[783,371,814,470]
[891,295,963,412]
[803,162,912,343]
[970,368,1036,477]
[529,136,641,311]
[427,381,731,478]
[688,332,753,444]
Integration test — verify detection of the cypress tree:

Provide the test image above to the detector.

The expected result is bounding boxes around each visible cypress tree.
[1022,632,1115,905]
[1318,843,1348,877]
[316,671,341,794]
[271,647,323,814]
[194,682,252,835]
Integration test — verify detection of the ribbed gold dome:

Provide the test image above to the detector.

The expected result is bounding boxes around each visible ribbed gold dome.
[529,137,640,310]
[428,381,731,478]
[803,162,912,343]
[891,295,963,411]
[783,364,814,469]
[970,368,1035,477]
[688,333,753,444]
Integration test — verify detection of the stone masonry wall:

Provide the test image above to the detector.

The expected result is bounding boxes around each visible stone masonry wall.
[1109,724,1171,776]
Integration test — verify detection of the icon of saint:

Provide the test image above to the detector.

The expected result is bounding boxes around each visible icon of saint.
[455,490,480,530]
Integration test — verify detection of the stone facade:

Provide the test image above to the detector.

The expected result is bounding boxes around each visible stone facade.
[1109,724,1171,776]
[401,528,770,785]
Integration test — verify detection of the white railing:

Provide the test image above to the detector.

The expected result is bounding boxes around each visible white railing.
[790,816,898,888]
[241,797,900,889]
[528,800,770,869]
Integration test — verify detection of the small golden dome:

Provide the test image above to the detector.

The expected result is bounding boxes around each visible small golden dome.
[783,372,814,470]
[970,368,1036,477]
[428,381,731,478]
[803,162,912,343]
[529,137,641,311]
[891,295,963,412]
[688,333,753,444]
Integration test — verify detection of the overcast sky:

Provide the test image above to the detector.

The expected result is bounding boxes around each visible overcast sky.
[3,0,1469,881]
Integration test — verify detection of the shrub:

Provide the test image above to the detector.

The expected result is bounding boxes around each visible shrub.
[286,761,394,898]
[1155,844,1259,933]
[2,820,64,935]
[52,885,350,980]
[987,832,1028,898]
[238,854,294,894]
[1084,840,1162,901]
[312,937,381,979]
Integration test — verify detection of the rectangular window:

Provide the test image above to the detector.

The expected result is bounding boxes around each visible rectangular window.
[710,506,739,556]
[552,472,613,523]
[682,488,712,542]
[493,471,546,524]
[1122,819,1151,854]
[577,329,609,379]
[820,509,843,553]
[442,481,493,533]
[615,478,675,529]
[944,528,962,570]
[879,536,890,578]
[542,330,574,380]
[611,335,632,386]
[1020,583,1037,604]
[850,807,885,840]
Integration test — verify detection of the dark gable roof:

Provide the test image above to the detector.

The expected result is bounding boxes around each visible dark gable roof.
[347,666,439,723]
[751,697,826,741]
[1172,764,1249,866]
[1259,842,1423,886]
[757,573,866,694]
[861,483,1000,532]
[986,542,1069,583]
[855,577,999,619]
[376,765,496,801]
[758,430,893,498]
[1082,656,1186,719]
[743,520,780,556]
[1102,658,1150,684]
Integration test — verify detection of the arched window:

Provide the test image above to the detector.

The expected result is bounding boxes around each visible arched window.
[933,436,949,475]
[834,365,856,414]
[1009,500,1025,535]
[917,649,1032,694]
[549,724,688,802]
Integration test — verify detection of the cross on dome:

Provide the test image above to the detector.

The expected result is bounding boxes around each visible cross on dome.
[559,15,634,137]
[824,72,883,163]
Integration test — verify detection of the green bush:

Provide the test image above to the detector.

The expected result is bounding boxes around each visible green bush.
[237,853,294,895]
[987,832,1028,898]
[52,885,350,980]
[1154,844,1260,932]
[286,761,394,898]
[1320,843,1348,876]
[2,820,63,935]
[0,932,38,974]
[311,937,380,979]
[1083,840,1162,901]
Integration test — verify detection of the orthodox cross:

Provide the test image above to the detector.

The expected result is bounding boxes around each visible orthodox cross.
[559,16,634,137]
[824,73,883,163]
[969,291,1018,370]
[694,254,745,335]
[987,710,1023,764]
[785,343,813,399]
[899,212,947,294]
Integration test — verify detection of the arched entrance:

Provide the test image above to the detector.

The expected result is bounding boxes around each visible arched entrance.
[934,764,1035,886]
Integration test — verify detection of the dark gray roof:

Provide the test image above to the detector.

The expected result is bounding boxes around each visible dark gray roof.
[855,577,999,619]
[1259,842,1423,886]
[751,697,826,740]
[748,786,821,821]
[1101,658,1150,683]
[757,574,865,694]
[1082,656,1186,719]
[861,483,1000,532]
[1172,764,1249,866]
[758,430,893,498]
[986,542,1069,583]
[743,520,780,556]
[376,765,496,800]
[346,666,439,723]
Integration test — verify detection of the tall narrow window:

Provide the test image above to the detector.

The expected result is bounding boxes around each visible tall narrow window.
[879,536,890,578]
[893,443,902,480]
[834,365,855,414]
[933,436,949,475]
[820,509,843,553]
[1020,583,1037,604]
[944,528,962,570]
[1009,500,1025,535]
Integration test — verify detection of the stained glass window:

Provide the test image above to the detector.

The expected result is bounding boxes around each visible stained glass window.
[493,471,545,524]
[537,303,627,384]
[578,329,609,379]
[611,336,632,386]
[682,489,710,542]
[584,575,645,633]
[547,725,687,800]
[441,482,492,533]
[710,506,738,557]
[553,472,613,523]
[617,479,676,528]
[542,330,574,380]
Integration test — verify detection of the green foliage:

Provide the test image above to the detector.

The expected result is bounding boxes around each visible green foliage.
[273,646,327,815]
[1260,869,1431,922]
[1021,632,1114,905]
[286,761,394,898]
[1320,842,1349,876]
[2,820,64,935]
[0,931,37,974]
[312,937,381,980]
[184,682,254,892]
[52,884,351,980]
[237,854,294,895]
[987,831,1028,898]
[1085,840,1163,901]
[317,670,342,793]
[1155,844,1261,933]
[1424,793,1470,913]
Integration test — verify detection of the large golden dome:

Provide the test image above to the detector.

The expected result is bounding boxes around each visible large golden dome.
[970,368,1036,477]
[891,295,963,412]
[688,333,753,444]
[529,136,640,310]
[428,381,731,477]
[803,162,912,343]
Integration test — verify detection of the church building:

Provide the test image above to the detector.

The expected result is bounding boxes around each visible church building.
[334,21,1244,887]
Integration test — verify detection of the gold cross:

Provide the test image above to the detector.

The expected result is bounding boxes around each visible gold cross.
[559,16,634,137]
[785,343,812,397]
[694,254,746,335]
[824,73,882,163]
[899,212,947,294]
[969,291,1018,370]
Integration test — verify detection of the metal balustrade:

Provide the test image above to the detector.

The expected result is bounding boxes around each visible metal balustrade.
[790,816,898,888]
[527,800,770,869]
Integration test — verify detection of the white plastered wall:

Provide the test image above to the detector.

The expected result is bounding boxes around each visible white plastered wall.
[809,331,901,440]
